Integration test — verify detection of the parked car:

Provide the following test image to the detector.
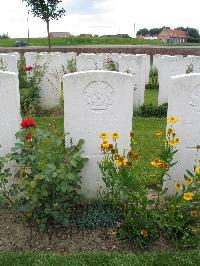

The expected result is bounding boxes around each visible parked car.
[15,41,31,47]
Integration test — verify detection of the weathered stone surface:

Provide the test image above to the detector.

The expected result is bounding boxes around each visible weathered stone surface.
[119,55,143,109]
[0,53,18,73]
[76,54,104,71]
[158,56,188,105]
[0,71,21,157]
[64,70,134,198]
[25,52,76,109]
[164,73,200,194]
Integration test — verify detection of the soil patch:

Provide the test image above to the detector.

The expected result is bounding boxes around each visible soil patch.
[0,207,171,253]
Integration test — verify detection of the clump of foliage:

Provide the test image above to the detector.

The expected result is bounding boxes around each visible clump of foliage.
[137,103,168,118]
[0,118,87,231]
[0,58,8,71]
[18,56,46,115]
[75,201,121,230]
[67,58,77,73]
[104,57,119,71]
[146,67,159,90]
[98,118,200,248]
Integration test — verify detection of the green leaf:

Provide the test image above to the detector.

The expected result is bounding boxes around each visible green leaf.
[186,170,194,178]
[30,180,36,189]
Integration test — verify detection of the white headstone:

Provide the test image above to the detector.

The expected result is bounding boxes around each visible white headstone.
[158,56,189,106]
[76,54,104,71]
[64,70,134,198]
[119,55,143,109]
[136,54,150,84]
[59,52,77,74]
[164,73,200,194]
[0,71,21,157]
[25,52,75,109]
[0,53,18,73]
[153,54,183,69]
[24,52,38,67]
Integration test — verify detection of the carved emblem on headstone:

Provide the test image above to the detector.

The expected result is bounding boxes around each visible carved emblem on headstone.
[189,84,200,112]
[83,81,114,112]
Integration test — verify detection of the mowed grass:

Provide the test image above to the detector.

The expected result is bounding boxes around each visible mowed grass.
[144,89,158,107]
[1,37,200,47]
[0,37,168,47]
[36,116,166,186]
[0,250,200,266]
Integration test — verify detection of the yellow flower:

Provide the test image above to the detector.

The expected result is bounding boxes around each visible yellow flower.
[114,155,127,167]
[167,128,175,135]
[99,132,109,139]
[151,159,164,168]
[112,132,119,140]
[195,166,200,174]
[167,117,178,123]
[154,130,162,136]
[185,178,193,185]
[183,192,194,201]
[168,138,180,146]
[175,183,183,190]
[175,138,180,145]
[140,229,148,237]
[100,140,110,150]
[190,210,198,218]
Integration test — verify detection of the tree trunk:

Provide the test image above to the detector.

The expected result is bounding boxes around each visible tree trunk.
[47,19,51,49]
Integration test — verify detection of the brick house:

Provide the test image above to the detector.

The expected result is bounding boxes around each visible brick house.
[49,32,72,38]
[158,28,187,43]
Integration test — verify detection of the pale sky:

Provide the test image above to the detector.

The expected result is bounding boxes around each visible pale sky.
[0,0,200,38]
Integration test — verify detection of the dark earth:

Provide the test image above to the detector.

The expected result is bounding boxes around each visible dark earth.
[0,206,171,253]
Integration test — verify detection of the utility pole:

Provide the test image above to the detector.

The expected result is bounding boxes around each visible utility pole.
[27,12,30,41]
[134,23,136,38]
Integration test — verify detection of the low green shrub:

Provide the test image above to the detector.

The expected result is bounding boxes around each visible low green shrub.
[146,67,159,90]
[137,103,168,118]
[67,58,77,73]
[75,201,121,229]
[0,118,87,231]
[18,56,46,115]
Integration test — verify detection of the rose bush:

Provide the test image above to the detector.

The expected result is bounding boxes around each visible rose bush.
[0,118,87,231]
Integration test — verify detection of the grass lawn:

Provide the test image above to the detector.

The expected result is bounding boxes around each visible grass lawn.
[0,250,200,266]
[1,36,200,47]
[0,37,162,47]
[36,116,166,187]
[144,89,158,107]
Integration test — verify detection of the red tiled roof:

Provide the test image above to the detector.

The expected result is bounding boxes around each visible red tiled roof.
[158,29,187,38]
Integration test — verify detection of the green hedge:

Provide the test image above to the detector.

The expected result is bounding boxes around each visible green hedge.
[136,103,168,118]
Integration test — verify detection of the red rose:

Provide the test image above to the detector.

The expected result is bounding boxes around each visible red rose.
[21,118,36,129]
[26,133,32,140]
[23,66,33,71]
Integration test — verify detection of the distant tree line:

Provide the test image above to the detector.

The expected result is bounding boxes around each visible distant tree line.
[137,26,200,39]
[0,33,9,39]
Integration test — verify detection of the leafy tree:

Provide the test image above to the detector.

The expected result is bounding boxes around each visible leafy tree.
[149,28,164,36]
[22,0,65,48]
[175,27,199,38]
[136,28,149,36]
